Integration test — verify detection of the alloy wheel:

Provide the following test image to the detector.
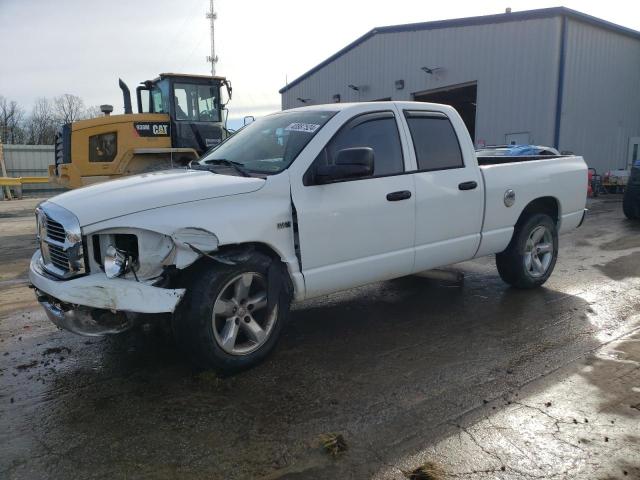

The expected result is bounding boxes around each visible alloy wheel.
[211,272,277,355]
[523,225,554,278]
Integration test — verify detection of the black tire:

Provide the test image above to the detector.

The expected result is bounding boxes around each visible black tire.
[173,253,290,372]
[496,213,558,289]
[623,191,640,220]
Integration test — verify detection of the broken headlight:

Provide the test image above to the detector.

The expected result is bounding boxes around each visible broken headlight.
[95,234,139,278]
[104,245,131,278]
[91,229,173,281]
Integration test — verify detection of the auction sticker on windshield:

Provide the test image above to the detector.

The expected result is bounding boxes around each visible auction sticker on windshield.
[285,123,321,133]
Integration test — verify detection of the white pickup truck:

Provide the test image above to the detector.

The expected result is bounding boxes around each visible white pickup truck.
[30,101,587,371]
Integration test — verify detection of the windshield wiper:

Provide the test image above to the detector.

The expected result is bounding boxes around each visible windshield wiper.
[193,159,252,177]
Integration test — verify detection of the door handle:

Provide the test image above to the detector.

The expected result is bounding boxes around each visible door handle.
[386,190,412,201]
[458,181,478,191]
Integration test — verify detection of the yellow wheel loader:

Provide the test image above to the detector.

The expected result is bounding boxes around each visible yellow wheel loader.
[50,73,232,189]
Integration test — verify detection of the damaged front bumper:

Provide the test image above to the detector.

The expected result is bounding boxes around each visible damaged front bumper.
[34,293,137,336]
[29,251,186,336]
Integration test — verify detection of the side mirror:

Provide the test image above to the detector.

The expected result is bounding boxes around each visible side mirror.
[316,147,374,184]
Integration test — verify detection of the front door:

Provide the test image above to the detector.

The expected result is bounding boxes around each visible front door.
[171,81,224,154]
[291,110,415,298]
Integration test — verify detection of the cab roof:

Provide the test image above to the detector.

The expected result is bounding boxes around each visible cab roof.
[284,100,449,113]
[154,73,227,82]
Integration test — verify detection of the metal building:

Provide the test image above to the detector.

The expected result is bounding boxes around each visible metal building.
[280,7,640,172]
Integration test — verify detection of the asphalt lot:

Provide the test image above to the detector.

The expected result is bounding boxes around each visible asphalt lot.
[1,195,639,479]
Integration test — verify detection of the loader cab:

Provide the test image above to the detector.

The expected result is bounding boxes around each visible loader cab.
[135,73,232,154]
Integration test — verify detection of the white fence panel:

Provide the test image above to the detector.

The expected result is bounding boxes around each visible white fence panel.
[2,144,64,192]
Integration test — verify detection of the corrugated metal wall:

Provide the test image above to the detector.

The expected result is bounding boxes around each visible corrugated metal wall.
[282,14,640,172]
[560,19,640,172]
[282,17,562,148]
[2,144,64,192]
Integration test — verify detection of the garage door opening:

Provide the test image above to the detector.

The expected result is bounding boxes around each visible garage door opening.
[414,82,477,141]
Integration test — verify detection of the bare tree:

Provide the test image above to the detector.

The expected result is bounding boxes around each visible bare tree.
[54,95,107,122]
[54,93,85,124]
[3,94,109,146]
[83,105,104,119]
[0,96,25,144]
[26,98,57,145]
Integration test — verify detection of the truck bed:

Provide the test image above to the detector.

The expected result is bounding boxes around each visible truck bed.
[474,154,587,259]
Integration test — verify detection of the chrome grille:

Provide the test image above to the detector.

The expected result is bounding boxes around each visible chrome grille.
[45,217,66,243]
[36,202,85,279]
[47,243,70,273]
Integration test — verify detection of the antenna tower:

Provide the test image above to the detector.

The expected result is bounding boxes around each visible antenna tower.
[206,0,218,76]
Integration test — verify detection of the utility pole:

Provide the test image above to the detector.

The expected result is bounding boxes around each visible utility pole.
[206,0,218,76]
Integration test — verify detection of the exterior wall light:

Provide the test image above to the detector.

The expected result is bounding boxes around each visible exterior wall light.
[421,66,442,75]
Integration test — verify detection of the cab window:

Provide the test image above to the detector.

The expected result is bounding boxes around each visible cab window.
[151,88,164,113]
[404,112,464,171]
[313,112,404,178]
[151,79,169,113]
[173,83,220,122]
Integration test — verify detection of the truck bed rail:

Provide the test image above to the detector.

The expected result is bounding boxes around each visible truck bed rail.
[477,155,572,166]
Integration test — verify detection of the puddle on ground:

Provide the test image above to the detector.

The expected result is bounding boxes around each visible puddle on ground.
[600,235,640,251]
[595,251,640,280]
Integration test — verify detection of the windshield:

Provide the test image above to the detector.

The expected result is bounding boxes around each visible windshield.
[199,110,337,174]
[174,82,220,122]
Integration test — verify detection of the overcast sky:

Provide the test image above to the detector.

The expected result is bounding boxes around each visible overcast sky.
[1,0,639,125]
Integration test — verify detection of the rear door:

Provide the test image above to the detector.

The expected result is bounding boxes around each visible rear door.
[291,108,415,298]
[400,109,484,272]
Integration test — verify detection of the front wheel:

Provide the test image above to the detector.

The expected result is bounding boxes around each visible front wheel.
[173,253,290,372]
[496,214,558,289]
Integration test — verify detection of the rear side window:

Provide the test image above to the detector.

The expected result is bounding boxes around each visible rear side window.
[404,112,464,171]
[315,112,404,177]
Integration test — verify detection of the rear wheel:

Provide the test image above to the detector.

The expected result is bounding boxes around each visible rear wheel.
[496,214,558,289]
[173,253,290,372]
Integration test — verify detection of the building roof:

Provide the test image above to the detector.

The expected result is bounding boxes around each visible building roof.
[280,7,640,94]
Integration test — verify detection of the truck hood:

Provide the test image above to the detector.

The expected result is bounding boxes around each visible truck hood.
[49,169,265,226]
